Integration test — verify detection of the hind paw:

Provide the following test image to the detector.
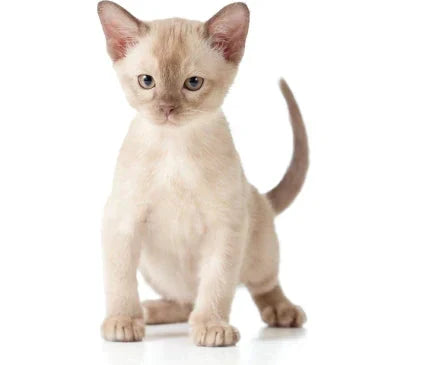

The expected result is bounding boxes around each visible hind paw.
[261,302,306,327]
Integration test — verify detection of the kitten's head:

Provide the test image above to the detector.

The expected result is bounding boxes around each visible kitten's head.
[98,1,249,126]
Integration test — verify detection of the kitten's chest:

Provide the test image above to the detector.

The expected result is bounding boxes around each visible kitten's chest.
[152,147,201,188]
[144,148,208,245]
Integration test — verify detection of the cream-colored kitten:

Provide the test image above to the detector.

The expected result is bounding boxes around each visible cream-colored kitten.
[98,1,309,347]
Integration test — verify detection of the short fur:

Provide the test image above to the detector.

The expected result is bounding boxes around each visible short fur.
[98,1,309,346]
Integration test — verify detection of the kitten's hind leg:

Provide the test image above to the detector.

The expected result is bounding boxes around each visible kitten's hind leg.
[142,299,193,324]
[244,196,306,328]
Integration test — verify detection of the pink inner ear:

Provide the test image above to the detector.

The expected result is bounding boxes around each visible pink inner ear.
[211,29,246,63]
[211,36,231,59]
[104,23,138,61]
[209,28,247,63]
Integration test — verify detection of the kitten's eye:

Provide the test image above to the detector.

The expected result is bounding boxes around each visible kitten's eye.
[138,74,155,89]
[184,76,204,91]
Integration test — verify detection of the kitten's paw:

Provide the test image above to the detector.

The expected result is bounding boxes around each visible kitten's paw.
[191,321,240,347]
[101,316,145,342]
[261,303,306,328]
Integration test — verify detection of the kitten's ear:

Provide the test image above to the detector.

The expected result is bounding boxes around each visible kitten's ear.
[205,2,250,64]
[97,1,144,61]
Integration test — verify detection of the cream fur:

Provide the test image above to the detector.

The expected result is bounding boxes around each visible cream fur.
[98,1,308,346]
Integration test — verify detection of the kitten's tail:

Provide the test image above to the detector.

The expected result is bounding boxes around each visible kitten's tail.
[266,79,309,215]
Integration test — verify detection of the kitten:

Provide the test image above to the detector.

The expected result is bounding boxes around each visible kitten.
[97,1,309,346]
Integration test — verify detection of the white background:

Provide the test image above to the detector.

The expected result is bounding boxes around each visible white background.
[0,0,431,364]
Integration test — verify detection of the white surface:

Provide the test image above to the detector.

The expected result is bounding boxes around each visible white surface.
[1,0,432,364]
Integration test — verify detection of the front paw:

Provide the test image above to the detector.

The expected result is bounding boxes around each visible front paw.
[191,321,240,347]
[101,316,145,342]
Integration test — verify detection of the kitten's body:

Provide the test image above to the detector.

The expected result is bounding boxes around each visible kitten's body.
[118,112,277,303]
[98,2,308,346]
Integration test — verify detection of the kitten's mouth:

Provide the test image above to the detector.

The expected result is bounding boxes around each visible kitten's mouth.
[146,109,184,126]
[157,113,180,126]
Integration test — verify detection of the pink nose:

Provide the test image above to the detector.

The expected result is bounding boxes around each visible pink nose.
[159,104,176,117]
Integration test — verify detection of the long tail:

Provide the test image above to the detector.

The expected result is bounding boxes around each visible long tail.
[266,79,309,215]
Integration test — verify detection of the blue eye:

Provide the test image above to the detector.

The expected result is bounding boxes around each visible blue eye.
[184,76,204,91]
[138,74,155,89]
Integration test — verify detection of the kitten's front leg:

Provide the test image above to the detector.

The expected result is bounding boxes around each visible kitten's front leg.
[101,199,145,342]
[189,228,245,347]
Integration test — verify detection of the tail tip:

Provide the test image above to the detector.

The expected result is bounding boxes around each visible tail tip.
[279,77,288,91]
[279,78,294,101]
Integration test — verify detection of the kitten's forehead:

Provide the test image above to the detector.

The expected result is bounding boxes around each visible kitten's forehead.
[151,19,205,58]
[150,19,207,83]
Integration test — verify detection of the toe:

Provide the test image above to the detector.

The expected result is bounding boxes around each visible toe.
[123,324,134,342]
[132,319,145,340]
[261,306,277,326]
[214,328,224,346]
[115,323,125,341]
[276,302,295,327]
[224,325,240,345]
[205,326,218,346]
[292,306,307,327]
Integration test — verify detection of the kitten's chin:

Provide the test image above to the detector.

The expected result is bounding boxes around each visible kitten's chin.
[138,115,183,127]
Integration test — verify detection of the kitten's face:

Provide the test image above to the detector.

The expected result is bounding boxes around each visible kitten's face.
[98,2,249,126]
[116,20,237,125]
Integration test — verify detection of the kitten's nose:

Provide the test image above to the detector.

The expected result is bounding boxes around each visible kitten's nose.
[159,104,176,117]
